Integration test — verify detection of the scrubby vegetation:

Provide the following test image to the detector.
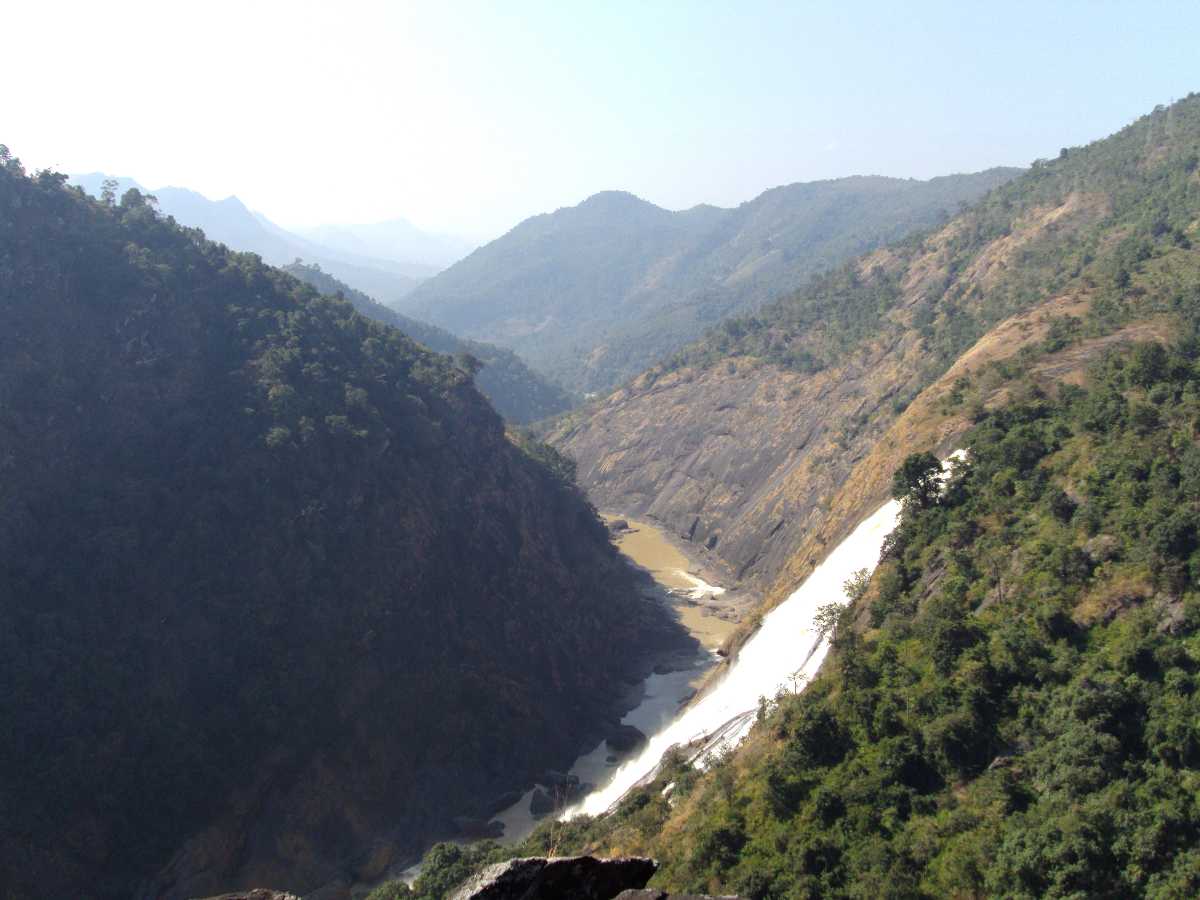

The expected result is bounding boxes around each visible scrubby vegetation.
[661,94,1200,390]
[475,338,1200,899]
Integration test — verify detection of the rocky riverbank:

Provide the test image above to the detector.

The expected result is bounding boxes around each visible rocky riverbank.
[602,514,759,655]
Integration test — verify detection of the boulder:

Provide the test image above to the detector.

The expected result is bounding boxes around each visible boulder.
[200,892,301,900]
[528,788,555,818]
[606,724,648,753]
[452,816,505,839]
[448,855,656,900]
[485,790,524,816]
[608,518,630,533]
[1085,534,1120,563]
[540,769,579,788]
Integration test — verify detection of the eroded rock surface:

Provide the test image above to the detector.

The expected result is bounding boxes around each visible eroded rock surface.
[448,855,656,900]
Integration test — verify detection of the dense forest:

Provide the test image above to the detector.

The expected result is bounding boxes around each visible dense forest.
[394,337,1200,899]
[283,261,573,423]
[403,171,1019,393]
[0,149,682,899]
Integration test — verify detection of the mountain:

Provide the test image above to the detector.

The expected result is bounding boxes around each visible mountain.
[387,93,1200,900]
[299,218,476,271]
[282,261,573,423]
[536,349,1200,898]
[0,154,683,899]
[401,170,1022,393]
[70,173,424,303]
[548,96,1200,601]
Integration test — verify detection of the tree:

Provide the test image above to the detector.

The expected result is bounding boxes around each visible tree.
[891,451,943,510]
[843,567,871,603]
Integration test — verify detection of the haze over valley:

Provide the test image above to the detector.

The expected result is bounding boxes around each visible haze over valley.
[4,3,1200,899]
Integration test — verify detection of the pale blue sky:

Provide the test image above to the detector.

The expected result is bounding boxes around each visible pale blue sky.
[5,1,1198,238]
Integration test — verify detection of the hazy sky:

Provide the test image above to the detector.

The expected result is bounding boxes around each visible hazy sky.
[6,1,1198,239]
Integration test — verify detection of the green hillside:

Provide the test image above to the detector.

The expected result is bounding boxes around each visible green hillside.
[283,261,573,423]
[0,149,677,899]
[535,341,1200,898]
[387,93,1200,900]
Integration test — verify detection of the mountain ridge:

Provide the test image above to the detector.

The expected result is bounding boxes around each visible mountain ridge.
[70,173,431,301]
[402,168,1023,393]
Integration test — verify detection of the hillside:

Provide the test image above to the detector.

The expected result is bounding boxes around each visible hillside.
[70,173,427,302]
[512,344,1200,898]
[283,261,573,423]
[550,95,1200,607]
[379,93,1200,900]
[0,152,682,899]
[402,170,1020,393]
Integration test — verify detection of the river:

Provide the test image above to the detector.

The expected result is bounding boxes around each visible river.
[491,515,732,843]
[492,495,905,836]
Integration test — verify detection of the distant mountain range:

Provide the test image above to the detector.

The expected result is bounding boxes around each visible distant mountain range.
[69,173,474,304]
[400,170,1023,393]
[298,218,476,272]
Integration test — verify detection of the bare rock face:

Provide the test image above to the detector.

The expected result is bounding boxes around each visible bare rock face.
[606,724,648,753]
[448,855,656,900]
[549,341,926,592]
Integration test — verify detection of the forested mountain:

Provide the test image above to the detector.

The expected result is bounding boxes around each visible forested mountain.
[402,170,1021,393]
[381,92,1200,900]
[283,261,573,422]
[70,173,427,302]
[0,151,681,899]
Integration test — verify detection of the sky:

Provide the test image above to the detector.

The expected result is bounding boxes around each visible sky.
[5,0,1199,240]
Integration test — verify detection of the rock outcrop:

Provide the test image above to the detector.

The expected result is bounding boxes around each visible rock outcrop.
[616,892,741,899]
[448,856,656,900]
[606,724,648,753]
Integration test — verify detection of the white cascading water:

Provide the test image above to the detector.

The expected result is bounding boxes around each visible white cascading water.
[567,494,904,818]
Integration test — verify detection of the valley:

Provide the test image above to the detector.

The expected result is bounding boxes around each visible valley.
[376,94,1200,900]
[4,14,1200,895]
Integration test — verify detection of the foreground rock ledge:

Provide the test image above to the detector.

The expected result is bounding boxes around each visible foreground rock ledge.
[616,891,741,899]
[448,855,656,899]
